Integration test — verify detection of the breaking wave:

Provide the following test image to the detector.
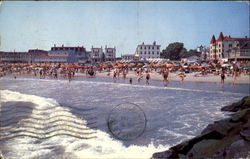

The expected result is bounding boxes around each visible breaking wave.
[0,90,168,159]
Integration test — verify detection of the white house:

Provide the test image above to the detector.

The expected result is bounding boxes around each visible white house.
[135,41,161,60]
[104,46,116,62]
[91,46,104,62]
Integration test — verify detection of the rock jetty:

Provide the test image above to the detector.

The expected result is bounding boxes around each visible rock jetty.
[152,96,250,159]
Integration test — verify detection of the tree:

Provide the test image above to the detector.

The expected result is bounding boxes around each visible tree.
[179,48,188,58]
[161,42,186,60]
[180,49,201,58]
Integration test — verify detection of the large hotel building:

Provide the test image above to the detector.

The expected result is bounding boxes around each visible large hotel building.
[210,32,250,61]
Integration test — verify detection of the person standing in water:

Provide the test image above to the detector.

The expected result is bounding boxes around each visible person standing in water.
[146,73,150,85]
[129,78,132,84]
[221,71,225,85]
[178,72,186,84]
[163,69,169,86]
[113,70,117,82]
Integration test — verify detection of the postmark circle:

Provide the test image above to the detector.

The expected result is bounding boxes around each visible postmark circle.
[107,103,147,141]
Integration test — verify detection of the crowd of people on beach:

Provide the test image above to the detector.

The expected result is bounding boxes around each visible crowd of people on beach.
[0,60,249,86]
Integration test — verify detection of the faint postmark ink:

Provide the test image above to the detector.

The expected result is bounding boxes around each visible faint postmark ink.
[107,103,147,141]
[0,103,97,140]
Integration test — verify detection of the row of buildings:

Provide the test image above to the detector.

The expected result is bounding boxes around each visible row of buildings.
[0,33,249,64]
[120,33,250,63]
[0,45,116,64]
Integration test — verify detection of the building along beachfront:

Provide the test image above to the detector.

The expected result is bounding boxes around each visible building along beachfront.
[209,32,250,62]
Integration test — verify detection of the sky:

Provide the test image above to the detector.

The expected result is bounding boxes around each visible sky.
[0,1,249,56]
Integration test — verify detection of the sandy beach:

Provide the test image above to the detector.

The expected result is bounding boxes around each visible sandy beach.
[76,71,250,84]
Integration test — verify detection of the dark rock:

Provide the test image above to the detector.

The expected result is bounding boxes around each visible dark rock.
[224,139,250,158]
[171,130,225,155]
[230,108,250,122]
[240,129,250,141]
[221,96,250,112]
[243,119,250,129]
[201,118,239,136]
[152,149,178,159]
[187,139,221,158]
[212,147,228,159]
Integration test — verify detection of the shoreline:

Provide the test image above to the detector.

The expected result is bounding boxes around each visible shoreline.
[76,71,250,84]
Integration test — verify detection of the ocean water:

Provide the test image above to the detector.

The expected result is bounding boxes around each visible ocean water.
[0,75,249,159]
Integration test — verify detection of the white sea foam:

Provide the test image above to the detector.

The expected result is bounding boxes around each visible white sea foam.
[0,90,168,159]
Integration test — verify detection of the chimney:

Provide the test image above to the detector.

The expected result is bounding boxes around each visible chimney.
[62,44,64,47]
[142,42,144,45]
[54,44,56,47]
[245,36,248,39]
[229,35,231,38]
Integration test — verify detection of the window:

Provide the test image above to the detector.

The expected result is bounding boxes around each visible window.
[157,52,159,55]
[229,44,232,48]
[148,46,150,49]
[152,46,154,49]
[219,44,221,47]
[140,46,142,49]
[144,52,146,55]
[157,46,159,50]
[152,52,154,55]
[145,46,146,49]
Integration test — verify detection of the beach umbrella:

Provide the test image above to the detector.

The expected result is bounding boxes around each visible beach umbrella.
[64,64,76,68]
[40,64,51,67]
[189,65,198,69]
[166,64,174,68]
[30,64,38,68]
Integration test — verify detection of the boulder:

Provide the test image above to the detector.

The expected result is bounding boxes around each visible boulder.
[224,139,250,158]
[152,149,178,159]
[230,108,250,122]
[221,96,250,112]
[186,139,221,158]
[240,129,250,141]
[170,130,225,155]
[201,118,239,136]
